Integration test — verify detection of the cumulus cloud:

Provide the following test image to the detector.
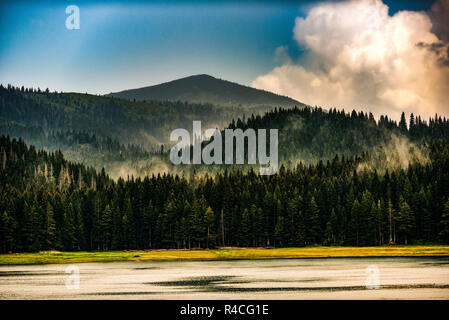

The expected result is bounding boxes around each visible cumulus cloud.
[252,0,449,120]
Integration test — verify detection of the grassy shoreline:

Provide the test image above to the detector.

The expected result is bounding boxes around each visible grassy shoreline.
[1,245,449,265]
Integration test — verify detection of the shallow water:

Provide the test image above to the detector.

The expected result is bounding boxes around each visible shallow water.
[1,257,449,299]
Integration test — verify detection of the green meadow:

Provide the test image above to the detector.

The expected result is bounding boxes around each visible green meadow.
[1,245,448,265]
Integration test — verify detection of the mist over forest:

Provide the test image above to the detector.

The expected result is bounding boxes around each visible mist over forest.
[1,83,444,179]
[1,79,449,253]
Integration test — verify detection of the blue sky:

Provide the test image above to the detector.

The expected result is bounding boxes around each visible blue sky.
[0,0,435,94]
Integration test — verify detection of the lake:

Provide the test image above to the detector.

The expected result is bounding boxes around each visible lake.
[1,257,449,299]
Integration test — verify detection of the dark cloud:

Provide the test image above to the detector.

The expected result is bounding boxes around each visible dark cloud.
[416,41,449,66]
[429,0,449,41]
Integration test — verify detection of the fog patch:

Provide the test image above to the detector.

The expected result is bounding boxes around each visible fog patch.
[357,134,429,173]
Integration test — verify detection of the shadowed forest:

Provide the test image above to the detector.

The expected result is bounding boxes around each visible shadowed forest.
[1,85,449,252]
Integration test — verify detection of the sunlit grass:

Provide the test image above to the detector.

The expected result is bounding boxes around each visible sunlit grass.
[0,245,448,265]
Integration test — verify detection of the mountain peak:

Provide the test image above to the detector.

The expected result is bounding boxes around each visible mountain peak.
[190,74,215,78]
[107,75,303,107]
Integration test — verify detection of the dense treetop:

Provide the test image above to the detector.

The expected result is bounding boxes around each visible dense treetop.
[1,83,449,253]
[0,134,448,252]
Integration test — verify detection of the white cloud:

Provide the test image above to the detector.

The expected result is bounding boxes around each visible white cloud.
[252,0,449,120]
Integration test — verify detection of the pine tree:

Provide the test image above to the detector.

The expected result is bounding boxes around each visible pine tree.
[286,198,298,245]
[324,209,338,245]
[274,215,284,247]
[111,205,123,250]
[387,200,396,243]
[439,199,449,242]
[204,206,215,248]
[359,190,375,245]
[123,197,137,249]
[307,197,321,244]
[241,208,251,247]
[290,196,305,246]
[143,201,154,248]
[397,196,414,244]
[45,203,56,249]
[100,204,113,250]
[399,112,408,133]
[0,211,15,252]
[189,197,207,248]
[74,208,85,250]
[349,199,362,246]
[62,202,77,250]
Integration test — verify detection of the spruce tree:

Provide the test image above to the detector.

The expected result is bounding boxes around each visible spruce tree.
[0,211,15,252]
[45,203,56,249]
[439,199,449,242]
[204,206,215,248]
[397,196,414,244]
[100,204,113,250]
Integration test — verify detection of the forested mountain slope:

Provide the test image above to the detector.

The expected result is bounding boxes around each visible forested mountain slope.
[2,82,449,179]
[0,84,268,147]
[107,74,303,108]
[1,85,449,251]
[230,106,449,165]
[1,135,449,252]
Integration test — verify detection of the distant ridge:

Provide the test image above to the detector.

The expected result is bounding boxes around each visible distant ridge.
[107,74,304,107]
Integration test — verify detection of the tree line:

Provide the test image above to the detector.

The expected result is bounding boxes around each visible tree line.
[0,84,269,148]
[0,132,448,252]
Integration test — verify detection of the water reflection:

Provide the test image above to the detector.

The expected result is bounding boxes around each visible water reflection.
[0,257,448,299]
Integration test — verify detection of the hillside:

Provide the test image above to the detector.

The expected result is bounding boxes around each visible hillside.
[0,135,448,252]
[107,74,304,107]
[230,106,448,166]
[0,85,266,147]
[2,83,449,179]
